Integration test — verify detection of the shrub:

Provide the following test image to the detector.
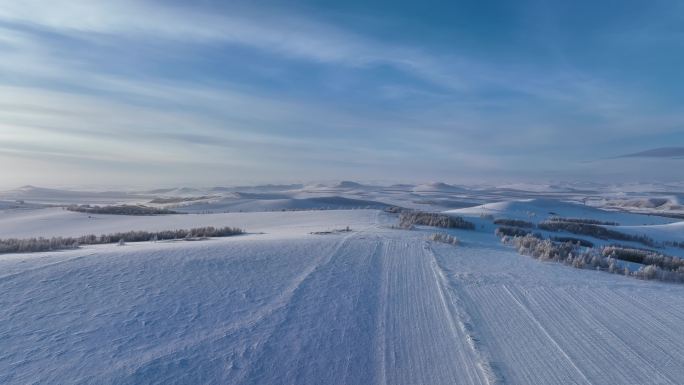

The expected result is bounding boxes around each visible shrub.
[511,235,577,262]
[311,227,353,235]
[428,233,460,246]
[633,264,684,282]
[550,236,594,248]
[501,234,684,283]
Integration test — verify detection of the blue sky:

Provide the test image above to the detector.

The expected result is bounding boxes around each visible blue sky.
[0,0,682,188]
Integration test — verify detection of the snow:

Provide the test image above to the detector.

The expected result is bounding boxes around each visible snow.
[169,195,391,213]
[6,181,684,219]
[0,200,45,211]
[447,198,676,226]
[0,207,383,239]
[412,182,465,193]
[495,182,573,193]
[447,198,684,257]
[602,196,684,214]
[2,207,684,384]
[614,221,684,243]
[0,185,147,205]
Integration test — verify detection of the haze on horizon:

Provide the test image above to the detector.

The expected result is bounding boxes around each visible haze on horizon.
[1,0,683,189]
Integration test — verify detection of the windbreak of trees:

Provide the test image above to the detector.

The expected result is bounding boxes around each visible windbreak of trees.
[495,226,533,238]
[493,218,535,228]
[0,226,244,255]
[495,215,670,250]
[398,211,475,230]
[664,240,684,249]
[0,237,80,254]
[538,220,656,247]
[602,246,684,272]
[67,205,180,215]
[548,217,619,226]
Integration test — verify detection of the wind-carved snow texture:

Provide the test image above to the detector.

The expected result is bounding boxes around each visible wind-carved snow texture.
[2,211,684,384]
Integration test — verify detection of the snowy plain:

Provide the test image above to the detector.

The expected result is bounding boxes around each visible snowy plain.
[1,183,684,384]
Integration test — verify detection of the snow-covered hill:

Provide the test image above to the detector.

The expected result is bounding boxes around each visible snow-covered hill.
[168,195,392,213]
[3,181,682,216]
[447,198,675,226]
[0,208,382,239]
[412,182,466,193]
[0,185,148,205]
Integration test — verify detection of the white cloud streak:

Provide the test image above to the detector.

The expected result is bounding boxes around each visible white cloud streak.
[0,0,681,187]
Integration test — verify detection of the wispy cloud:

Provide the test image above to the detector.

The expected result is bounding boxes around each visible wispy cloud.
[0,0,682,187]
[617,147,684,159]
[0,0,471,90]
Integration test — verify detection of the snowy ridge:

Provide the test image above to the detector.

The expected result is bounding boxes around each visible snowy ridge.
[447,198,674,226]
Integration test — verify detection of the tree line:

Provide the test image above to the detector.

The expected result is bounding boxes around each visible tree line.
[538,220,656,247]
[66,204,180,215]
[0,226,244,254]
[398,211,475,230]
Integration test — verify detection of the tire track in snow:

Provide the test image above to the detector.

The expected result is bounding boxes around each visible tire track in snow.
[520,286,677,385]
[374,243,389,385]
[105,234,357,381]
[237,233,384,385]
[379,238,488,385]
[465,283,595,384]
[425,242,497,385]
[614,289,684,332]
[501,285,592,385]
[567,288,683,384]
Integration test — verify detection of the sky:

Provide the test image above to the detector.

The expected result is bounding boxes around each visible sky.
[0,0,683,188]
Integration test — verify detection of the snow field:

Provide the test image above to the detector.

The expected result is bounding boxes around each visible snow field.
[2,210,684,384]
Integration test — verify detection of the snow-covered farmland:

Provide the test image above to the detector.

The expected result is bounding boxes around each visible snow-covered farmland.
[2,204,684,384]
